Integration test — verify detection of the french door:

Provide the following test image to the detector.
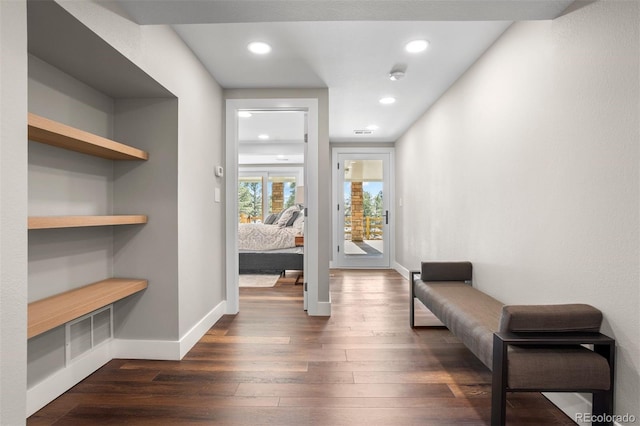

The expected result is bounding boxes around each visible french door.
[333,149,392,268]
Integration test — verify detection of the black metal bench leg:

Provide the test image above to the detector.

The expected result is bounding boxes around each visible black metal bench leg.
[592,390,614,426]
[592,342,615,426]
[491,334,508,426]
[409,271,417,328]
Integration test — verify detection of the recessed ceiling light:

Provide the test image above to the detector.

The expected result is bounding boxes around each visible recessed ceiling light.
[258,134,270,140]
[366,125,379,131]
[405,39,429,53]
[238,111,252,118]
[248,41,271,55]
[379,97,396,105]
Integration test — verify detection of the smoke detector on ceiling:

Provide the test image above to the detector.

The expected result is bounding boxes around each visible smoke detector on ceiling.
[389,70,405,81]
[389,63,408,81]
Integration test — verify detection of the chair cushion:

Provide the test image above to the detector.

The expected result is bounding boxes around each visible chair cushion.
[499,304,603,333]
[421,262,473,282]
[508,346,610,390]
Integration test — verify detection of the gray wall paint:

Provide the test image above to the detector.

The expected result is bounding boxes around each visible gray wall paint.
[114,98,180,340]
[57,1,226,340]
[225,88,331,303]
[28,54,114,136]
[0,0,28,423]
[395,1,639,417]
[27,55,120,388]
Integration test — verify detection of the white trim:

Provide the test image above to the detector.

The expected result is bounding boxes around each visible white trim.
[543,392,596,425]
[113,301,227,361]
[226,98,320,316]
[309,298,332,316]
[393,261,410,280]
[112,337,180,360]
[27,341,112,417]
[179,300,226,359]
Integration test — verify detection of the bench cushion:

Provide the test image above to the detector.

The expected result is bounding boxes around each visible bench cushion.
[499,304,603,333]
[414,280,502,369]
[508,346,611,390]
[421,261,472,282]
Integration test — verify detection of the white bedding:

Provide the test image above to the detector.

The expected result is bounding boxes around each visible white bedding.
[238,223,299,251]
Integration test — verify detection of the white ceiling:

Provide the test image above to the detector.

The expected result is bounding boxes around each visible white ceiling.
[115,0,573,143]
[238,111,305,165]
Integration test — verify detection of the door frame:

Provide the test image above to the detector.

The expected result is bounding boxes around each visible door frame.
[331,147,395,269]
[226,98,319,315]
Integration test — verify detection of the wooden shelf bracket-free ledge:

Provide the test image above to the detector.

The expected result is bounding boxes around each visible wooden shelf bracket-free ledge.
[28,215,148,230]
[28,113,149,160]
[28,278,148,339]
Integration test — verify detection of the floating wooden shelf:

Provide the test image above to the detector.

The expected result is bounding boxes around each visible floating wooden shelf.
[28,278,148,339]
[28,215,148,230]
[28,113,148,160]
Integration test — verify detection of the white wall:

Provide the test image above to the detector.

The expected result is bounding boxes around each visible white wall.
[0,1,28,424]
[395,1,639,418]
[57,0,226,344]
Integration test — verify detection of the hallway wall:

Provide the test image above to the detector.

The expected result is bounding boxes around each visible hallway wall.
[395,1,639,417]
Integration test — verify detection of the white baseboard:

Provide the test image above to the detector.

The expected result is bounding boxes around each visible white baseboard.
[27,341,112,417]
[393,261,410,280]
[113,301,227,361]
[112,336,181,360]
[544,392,592,424]
[179,300,226,359]
[310,299,332,316]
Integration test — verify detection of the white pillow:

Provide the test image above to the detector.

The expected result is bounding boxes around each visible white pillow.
[276,206,300,227]
[292,213,304,233]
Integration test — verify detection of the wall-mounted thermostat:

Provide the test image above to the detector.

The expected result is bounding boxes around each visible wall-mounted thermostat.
[215,166,224,177]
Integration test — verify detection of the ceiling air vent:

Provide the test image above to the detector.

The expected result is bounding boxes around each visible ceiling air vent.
[353,130,373,135]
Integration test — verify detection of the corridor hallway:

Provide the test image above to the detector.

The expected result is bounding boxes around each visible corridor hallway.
[28,270,572,425]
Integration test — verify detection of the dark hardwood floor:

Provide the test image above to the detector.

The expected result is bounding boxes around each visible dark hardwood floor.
[28,269,574,425]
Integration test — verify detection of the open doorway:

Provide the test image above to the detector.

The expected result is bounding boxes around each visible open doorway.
[237,111,306,290]
[225,98,320,315]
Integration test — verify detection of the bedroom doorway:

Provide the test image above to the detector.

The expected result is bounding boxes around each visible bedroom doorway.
[332,148,394,268]
[226,99,320,316]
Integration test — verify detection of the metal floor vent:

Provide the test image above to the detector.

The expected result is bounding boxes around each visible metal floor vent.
[65,305,113,364]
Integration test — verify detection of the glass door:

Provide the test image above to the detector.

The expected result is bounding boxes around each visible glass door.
[336,152,391,268]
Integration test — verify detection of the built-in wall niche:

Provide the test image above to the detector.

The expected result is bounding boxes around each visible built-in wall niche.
[26,0,178,416]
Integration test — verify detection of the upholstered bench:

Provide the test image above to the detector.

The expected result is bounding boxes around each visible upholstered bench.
[410,261,615,426]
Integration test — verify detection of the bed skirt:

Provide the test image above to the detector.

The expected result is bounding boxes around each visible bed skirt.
[239,251,303,274]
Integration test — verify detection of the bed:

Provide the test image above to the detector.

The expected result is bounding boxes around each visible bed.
[238,206,304,275]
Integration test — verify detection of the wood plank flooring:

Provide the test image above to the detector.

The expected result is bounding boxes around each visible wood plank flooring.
[28,269,575,425]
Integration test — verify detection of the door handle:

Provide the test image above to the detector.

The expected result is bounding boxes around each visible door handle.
[384,210,389,225]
